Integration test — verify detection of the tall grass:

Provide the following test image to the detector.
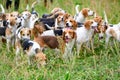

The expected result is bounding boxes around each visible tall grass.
[0,0,120,80]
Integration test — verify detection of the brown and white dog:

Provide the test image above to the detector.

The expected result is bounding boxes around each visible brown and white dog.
[62,28,76,60]
[74,5,95,23]
[5,16,21,51]
[15,27,46,66]
[75,20,98,55]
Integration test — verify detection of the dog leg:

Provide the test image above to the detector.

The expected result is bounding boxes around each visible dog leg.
[15,46,20,65]
[6,39,10,52]
[76,43,82,57]
[105,36,110,48]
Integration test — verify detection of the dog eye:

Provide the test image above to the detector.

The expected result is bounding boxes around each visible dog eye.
[88,10,90,12]
[22,34,25,36]
[91,22,93,24]
[27,34,29,36]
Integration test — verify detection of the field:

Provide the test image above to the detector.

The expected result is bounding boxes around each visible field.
[0,0,120,80]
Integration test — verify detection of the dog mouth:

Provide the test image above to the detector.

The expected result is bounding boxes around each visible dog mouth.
[65,36,71,43]
[94,27,99,32]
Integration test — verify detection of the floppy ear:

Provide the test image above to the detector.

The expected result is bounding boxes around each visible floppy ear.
[20,30,23,35]
[62,31,65,41]
[29,29,32,37]
[73,20,78,30]
[82,8,88,17]
[29,29,31,34]
[72,31,76,39]
[84,21,91,30]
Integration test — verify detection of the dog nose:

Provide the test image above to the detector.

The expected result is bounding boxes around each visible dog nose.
[62,18,64,21]
[99,36,103,39]
[66,23,69,26]
[65,36,68,39]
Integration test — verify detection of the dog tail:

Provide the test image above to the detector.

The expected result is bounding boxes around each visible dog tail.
[31,1,37,12]
[45,24,54,30]
[26,4,29,11]
[0,4,5,13]
[104,10,108,24]
[75,5,79,14]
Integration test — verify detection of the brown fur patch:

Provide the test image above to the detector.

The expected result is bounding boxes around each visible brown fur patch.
[82,8,89,17]
[34,36,59,49]
[94,16,103,25]
[84,20,93,30]
[109,29,117,38]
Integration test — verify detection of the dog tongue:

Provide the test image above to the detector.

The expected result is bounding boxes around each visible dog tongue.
[65,38,69,43]
[94,27,99,33]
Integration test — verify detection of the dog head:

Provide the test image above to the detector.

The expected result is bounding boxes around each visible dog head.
[63,29,76,43]
[98,22,108,39]
[21,11,31,20]
[20,28,31,39]
[35,51,46,66]
[84,20,98,30]
[82,8,95,17]
[6,17,17,28]
[65,17,78,30]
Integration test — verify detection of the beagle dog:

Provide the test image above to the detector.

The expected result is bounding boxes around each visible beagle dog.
[21,38,46,67]
[15,27,46,66]
[75,20,98,55]
[5,16,21,51]
[74,5,95,23]
[62,28,76,61]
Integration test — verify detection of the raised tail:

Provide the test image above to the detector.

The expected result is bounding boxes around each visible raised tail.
[0,4,5,13]
[75,5,79,14]
[104,10,108,24]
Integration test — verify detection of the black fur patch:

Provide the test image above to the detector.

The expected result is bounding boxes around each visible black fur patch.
[39,18,55,28]
[0,27,6,36]
[21,39,33,50]
[109,24,113,27]
[54,29,63,36]
[77,22,83,27]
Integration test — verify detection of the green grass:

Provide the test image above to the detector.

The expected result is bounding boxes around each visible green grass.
[0,0,120,80]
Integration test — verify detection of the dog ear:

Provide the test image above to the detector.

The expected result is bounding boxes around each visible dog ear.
[84,20,91,30]
[72,31,76,39]
[62,31,65,41]
[73,20,77,30]
[82,8,88,17]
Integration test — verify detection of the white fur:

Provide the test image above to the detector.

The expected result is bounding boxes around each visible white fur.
[75,20,98,55]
